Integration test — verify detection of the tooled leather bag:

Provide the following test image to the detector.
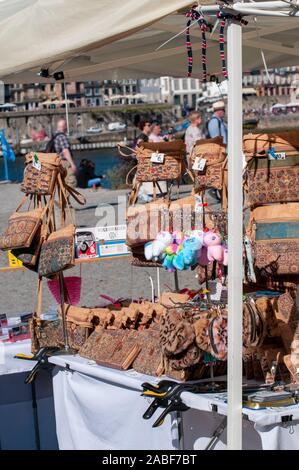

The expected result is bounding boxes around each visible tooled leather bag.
[247,203,299,278]
[21,152,63,196]
[0,195,47,251]
[243,132,299,208]
[38,224,76,278]
[189,137,227,191]
[135,141,186,182]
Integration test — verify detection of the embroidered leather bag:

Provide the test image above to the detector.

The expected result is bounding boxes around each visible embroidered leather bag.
[0,194,45,251]
[135,141,186,183]
[247,203,299,278]
[243,132,299,208]
[21,152,62,195]
[189,137,227,191]
[38,224,76,278]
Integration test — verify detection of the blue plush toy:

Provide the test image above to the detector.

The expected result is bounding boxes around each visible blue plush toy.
[173,237,202,271]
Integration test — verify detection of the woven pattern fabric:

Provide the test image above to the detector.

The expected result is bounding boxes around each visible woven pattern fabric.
[254,239,299,277]
[135,155,183,182]
[21,164,57,195]
[245,165,299,207]
[0,211,41,250]
[189,137,227,190]
[39,235,74,278]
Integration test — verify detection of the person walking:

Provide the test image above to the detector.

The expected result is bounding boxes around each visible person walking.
[136,120,151,146]
[52,118,77,187]
[184,111,203,159]
[148,122,164,143]
[207,101,228,145]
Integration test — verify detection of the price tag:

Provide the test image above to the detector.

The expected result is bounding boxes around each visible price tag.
[151,152,165,164]
[209,281,223,302]
[275,152,286,160]
[32,153,41,171]
[192,157,206,172]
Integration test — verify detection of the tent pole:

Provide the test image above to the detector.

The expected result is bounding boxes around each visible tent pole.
[64,81,70,135]
[227,19,243,450]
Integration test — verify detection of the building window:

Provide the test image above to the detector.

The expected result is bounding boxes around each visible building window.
[174,95,180,105]
[173,79,180,91]
[182,79,188,90]
[94,87,100,96]
[85,88,92,96]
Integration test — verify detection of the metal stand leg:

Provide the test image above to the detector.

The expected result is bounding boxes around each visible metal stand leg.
[31,382,41,450]
[174,271,180,293]
[176,411,185,450]
[156,267,161,299]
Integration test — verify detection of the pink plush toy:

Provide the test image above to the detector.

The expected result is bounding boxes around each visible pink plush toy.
[203,231,224,263]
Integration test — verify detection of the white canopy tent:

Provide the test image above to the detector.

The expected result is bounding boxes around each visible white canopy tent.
[0,0,299,451]
[0,0,299,82]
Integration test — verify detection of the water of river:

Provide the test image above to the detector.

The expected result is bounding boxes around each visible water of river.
[0,149,120,189]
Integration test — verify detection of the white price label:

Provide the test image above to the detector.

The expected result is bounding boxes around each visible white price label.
[275,152,286,160]
[195,195,203,214]
[151,152,165,164]
[32,153,41,171]
[192,157,206,172]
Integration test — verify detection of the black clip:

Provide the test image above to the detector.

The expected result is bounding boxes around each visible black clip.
[281,415,293,423]
[211,404,218,413]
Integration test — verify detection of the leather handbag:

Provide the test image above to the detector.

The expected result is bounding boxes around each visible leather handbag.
[243,132,299,208]
[11,193,55,271]
[189,137,227,191]
[136,141,186,182]
[38,224,76,278]
[243,131,299,161]
[0,195,45,251]
[247,203,299,278]
[244,154,299,208]
[80,328,141,370]
[21,152,62,196]
[132,329,164,376]
[121,141,186,184]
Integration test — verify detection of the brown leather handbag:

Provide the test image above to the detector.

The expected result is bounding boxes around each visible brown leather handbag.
[121,141,186,184]
[247,203,299,278]
[0,195,48,251]
[243,132,299,208]
[38,224,76,278]
[189,137,227,191]
[21,152,62,195]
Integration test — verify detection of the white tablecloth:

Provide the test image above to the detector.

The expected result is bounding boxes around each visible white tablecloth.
[50,355,178,450]
[49,354,299,450]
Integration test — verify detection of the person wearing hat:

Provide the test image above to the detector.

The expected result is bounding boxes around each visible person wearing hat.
[207,100,228,145]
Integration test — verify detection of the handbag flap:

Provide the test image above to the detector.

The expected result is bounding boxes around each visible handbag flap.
[9,207,43,221]
[26,152,61,167]
[191,136,226,165]
[140,140,185,157]
[46,224,75,242]
[244,132,299,158]
[252,203,299,222]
